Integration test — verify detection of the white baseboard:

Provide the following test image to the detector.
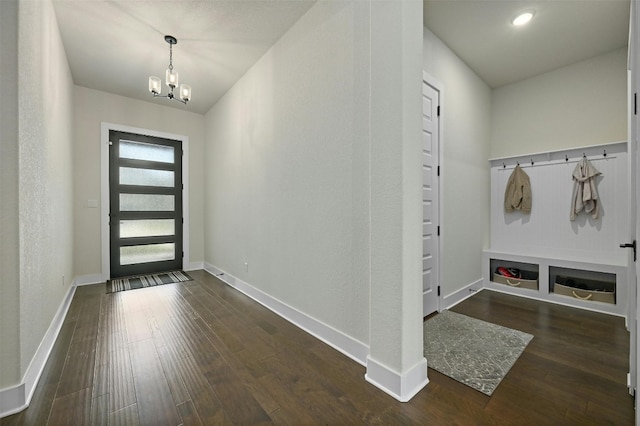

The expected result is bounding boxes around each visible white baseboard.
[364,356,429,402]
[74,273,105,286]
[442,278,483,310]
[0,283,76,418]
[203,263,369,366]
[185,261,204,271]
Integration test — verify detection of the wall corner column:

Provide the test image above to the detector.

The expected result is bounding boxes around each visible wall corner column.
[365,0,428,401]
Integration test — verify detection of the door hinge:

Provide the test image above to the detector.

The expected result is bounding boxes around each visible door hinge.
[437,286,441,297]
[635,93,637,115]
[437,166,440,177]
[437,226,440,236]
[437,105,440,117]
[620,240,637,262]
[182,251,184,258]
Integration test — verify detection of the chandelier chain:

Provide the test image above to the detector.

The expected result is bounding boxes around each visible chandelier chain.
[169,43,173,71]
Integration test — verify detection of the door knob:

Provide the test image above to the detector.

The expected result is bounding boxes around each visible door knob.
[620,240,637,262]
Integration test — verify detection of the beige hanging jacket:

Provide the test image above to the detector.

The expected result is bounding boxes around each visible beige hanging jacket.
[504,164,532,213]
[570,157,601,221]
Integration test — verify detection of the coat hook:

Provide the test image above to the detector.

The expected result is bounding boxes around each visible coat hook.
[503,162,505,169]
[517,160,520,166]
[583,152,586,158]
[530,158,534,166]
[565,154,568,162]
[603,149,607,157]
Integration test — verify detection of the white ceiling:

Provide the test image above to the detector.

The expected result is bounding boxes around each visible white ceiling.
[52,1,630,115]
[52,0,316,114]
[424,0,630,88]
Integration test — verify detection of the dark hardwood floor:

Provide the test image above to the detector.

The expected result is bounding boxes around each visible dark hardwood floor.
[1,270,634,425]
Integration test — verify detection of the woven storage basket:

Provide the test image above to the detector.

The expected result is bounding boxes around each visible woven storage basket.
[554,276,615,304]
[493,271,538,290]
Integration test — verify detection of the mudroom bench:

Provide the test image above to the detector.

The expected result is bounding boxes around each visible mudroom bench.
[482,248,628,317]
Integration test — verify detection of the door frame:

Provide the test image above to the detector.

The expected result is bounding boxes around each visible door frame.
[631,0,640,417]
[422,71,444,315]
[100,122,190,280]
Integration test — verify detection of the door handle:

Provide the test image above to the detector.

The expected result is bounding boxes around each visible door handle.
[620,240,637,262]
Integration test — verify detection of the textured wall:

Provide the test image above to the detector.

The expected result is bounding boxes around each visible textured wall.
[204,0,425,383]
[0,0,21,389]
[368,0,424,374]
[204,1,371,346]
[491,48,628,158]
[73,87,206,277]
[17,0,75,377]
[422,27,493,298]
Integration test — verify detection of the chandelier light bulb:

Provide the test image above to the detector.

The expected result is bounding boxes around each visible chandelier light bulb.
[148,76,161,94]
[166,68,179,88]
[180,84,192,102]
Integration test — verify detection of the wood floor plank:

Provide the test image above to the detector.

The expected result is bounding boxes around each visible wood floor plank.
[255,374,319,425]
[159,351,228,424]
[128,339,181,426]
[153,344,191,406]
[108,346,137,413]
[47,388,91,425]
[56,337,96,397]
[3,276,633,425]
[585,398,635,425]
[176,400,204,426]
[502,352,588,414]
[108,403,140,426]
[203,363,272,424]
[89,394,109,426]
[92,359,109,399]
[260,353,364,424]
[125,311,153,344]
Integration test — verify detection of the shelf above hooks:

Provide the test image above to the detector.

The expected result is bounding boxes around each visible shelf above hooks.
[489,141,626,169]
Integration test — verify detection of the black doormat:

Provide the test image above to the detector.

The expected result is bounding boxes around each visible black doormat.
[107,271,192,293]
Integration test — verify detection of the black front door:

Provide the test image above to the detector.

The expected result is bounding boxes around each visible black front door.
[109,130,183,278]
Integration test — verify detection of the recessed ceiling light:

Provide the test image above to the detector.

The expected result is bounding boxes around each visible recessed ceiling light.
[512,11,535,26]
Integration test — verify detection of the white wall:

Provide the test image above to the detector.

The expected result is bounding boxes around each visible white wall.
[491,48,628,158]
[205,0,426,399]
[205,0,371,349]
[16,0,75,382]
[0,0,21,390]
[422,27,492,298]
[73,87,206,278]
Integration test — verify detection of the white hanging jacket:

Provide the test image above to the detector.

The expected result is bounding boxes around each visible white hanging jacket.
[570,157,601,221]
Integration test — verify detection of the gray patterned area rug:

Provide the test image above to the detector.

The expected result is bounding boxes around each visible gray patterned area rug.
[107,271,192,293]
[423,310,533,396]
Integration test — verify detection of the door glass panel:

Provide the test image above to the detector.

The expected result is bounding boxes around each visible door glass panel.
[120,167,174,187]
[120,194,174,211]
[120,140,174,163]
[120,243,175,265]
[120,219,175,238]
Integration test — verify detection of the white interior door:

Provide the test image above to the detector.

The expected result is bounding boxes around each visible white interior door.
[422,79,440,317]
[629,0,640,417]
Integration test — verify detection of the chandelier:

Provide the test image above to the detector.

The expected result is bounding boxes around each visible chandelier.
[148,35,191,104]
